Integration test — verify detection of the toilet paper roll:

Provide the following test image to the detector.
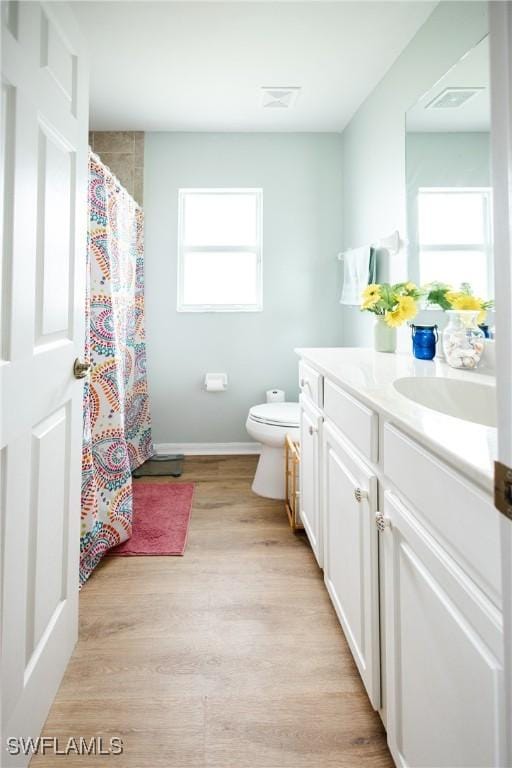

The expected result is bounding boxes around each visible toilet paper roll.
[205,373,228,392]
[266,389,285,403]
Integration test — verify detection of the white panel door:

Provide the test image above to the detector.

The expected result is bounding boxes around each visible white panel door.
[383,490,505,768]
[299,394,322,566]
[1,2,88,764]
[489,5,512,764]
[322,422,380,708]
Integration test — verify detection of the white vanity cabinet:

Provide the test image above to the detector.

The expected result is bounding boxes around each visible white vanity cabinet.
[296,349,504,768]
[299,393,323,566]
[323,422,380,709]
[382,489,505,768]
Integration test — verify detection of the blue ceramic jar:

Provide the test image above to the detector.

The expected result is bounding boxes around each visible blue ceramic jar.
[411,324,438,360]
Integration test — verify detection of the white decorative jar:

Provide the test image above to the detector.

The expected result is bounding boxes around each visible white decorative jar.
[442,310,485,369]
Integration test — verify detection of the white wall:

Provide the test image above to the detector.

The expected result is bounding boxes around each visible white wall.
[341,1,488,346]
[144,132,343,444]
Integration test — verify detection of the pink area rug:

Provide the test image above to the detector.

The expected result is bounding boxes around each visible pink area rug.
[109,482,194,557]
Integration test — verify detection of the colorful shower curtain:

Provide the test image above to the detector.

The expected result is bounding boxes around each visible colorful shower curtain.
[80,153,153,586]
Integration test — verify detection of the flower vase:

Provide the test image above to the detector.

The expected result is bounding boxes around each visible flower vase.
[374,316,396,353]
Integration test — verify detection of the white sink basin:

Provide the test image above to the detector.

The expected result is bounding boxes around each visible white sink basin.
[393,377,496,428]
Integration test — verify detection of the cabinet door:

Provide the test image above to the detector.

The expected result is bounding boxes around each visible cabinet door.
[383,490,505,768]
[299,395,322,566]
[323,423,380,708]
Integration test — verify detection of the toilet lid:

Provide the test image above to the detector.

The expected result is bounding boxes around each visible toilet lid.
[249,402,300,428]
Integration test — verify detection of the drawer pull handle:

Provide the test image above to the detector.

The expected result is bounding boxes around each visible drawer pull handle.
[354,487,368,503]
[308,425,318,436]
[375,512,391,532]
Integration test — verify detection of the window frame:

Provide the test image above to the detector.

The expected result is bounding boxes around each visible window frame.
[177,187,263,313]
[417,186,493,296]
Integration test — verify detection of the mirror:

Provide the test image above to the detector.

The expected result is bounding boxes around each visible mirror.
[405,36,492,301]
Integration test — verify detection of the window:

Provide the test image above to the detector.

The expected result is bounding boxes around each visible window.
[177,188,263,312]
[417,187,492,296]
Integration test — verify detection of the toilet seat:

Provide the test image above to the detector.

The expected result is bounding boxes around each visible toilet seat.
[248,402,300,428]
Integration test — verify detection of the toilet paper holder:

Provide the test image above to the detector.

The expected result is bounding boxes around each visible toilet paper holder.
[204,373,228,392]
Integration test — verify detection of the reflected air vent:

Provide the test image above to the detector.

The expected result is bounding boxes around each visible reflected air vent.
[426,87,483,109]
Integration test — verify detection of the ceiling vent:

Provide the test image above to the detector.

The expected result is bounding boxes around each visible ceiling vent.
[426,87,484,109]
[261,87,301,109]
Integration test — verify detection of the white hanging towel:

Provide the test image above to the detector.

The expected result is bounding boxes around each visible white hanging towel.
[339,246,373,305]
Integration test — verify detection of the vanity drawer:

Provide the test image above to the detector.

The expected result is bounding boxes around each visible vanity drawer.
[383,423,501,607]
[299,361,323,408]
[323,379,378,463]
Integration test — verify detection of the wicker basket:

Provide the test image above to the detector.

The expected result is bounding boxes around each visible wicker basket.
[285,434,302,531]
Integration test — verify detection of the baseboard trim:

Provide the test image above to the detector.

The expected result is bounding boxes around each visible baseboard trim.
[153,442,262,456]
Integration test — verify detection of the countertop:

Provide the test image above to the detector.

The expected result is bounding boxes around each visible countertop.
[296,347,496,494]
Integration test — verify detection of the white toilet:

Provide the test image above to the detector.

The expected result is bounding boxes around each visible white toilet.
[245,402,300,499]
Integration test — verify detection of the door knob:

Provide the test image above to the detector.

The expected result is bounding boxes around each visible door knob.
[73,358,91,379]
[354,487,368,503]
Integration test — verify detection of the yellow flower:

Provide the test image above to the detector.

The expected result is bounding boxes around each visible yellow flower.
[384,307,404,327]
[445,291,460,305]
[447,292,486,323]
[405,281,417,292]
[397,295,417,321]
[361,284,381,310]
[384,295,417,328]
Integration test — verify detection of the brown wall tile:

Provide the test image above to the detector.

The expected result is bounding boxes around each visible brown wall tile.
[99,152,134,195]
[93,131,135,154]
[134,166,144,206]
[134,132,145,165]
[89,131,145,206]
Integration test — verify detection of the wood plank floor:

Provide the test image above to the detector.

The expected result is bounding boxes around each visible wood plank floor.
[32,456,392,768]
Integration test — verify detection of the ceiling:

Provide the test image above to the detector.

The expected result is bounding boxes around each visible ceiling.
[74,1,436,132]
[406,35,489,132]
